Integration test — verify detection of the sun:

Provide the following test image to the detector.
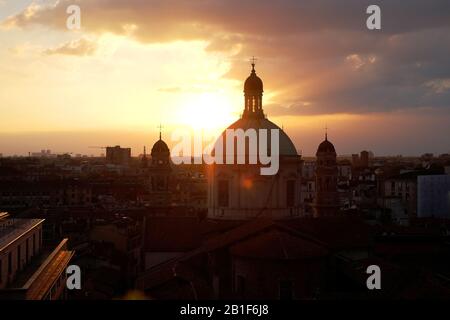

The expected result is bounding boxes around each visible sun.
[177,92,238,133]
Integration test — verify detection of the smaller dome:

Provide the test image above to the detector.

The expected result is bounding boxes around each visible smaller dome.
[317,139,336,155]
[244,65,263,92]
[151,139,170,156]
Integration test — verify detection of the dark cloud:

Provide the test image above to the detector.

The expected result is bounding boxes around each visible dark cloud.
[4,0,450,115]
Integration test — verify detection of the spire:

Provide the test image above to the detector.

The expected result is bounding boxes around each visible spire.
[157,123,163,140]
[325,125,328,141]
[141,145,148,168]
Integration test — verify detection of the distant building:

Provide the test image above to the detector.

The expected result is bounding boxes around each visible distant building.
[106,146,131,166]
[0,213,74,300]
[360,150,369,168]
[382,173,418,219]
[352,154,359,167]
[417,175,450,219]
[30,150,57,158]
[352,150,371,168]
[0,180,92,209]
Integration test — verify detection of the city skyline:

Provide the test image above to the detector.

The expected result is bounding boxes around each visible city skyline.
[1,1,450,304]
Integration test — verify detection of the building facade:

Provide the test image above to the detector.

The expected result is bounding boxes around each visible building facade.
[0,213,73,300]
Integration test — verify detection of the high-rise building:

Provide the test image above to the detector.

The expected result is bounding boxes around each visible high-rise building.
[106,146,131,165]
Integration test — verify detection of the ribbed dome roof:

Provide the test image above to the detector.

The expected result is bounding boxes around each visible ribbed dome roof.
[316,138,336,155]
[151,139,170,156]
[214,117,298,157]
[244,65,263,92]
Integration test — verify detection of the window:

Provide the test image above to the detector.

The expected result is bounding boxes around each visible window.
[279,280,293,300]
[218,180,229,207]
[33,234,36,256]
[286,180,295,207]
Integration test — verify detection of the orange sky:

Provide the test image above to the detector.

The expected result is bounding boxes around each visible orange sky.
[1,0,449,156]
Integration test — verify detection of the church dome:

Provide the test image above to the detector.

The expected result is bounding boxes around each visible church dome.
[213,62,297,158]
[244,64,263,92]
[225,118,298,156]
[208,61,303,221]
[316,138,336,155]
[151,139,170,156]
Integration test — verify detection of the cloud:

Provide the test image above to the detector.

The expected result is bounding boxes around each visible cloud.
[5,0,450,116]
[43,38,97,56]
[426,79,450,94]
[5,0,450,36]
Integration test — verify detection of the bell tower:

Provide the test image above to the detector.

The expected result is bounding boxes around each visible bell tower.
[149,126,172,207]
[313,131,340,217]
[243,58,265,119]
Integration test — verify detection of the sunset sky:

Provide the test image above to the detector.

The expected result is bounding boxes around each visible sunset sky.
[1,0,450,156]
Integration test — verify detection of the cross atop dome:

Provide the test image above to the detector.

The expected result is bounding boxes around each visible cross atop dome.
[251,56,257,72]
[157,123,164,140]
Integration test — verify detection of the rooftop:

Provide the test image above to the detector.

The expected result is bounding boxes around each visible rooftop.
[0,218,44,252]
[1,239,74,300]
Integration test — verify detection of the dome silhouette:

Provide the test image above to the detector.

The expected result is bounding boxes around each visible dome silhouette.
[151,139,170,156]
[316,138,336,155]
[244,64,264,92]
